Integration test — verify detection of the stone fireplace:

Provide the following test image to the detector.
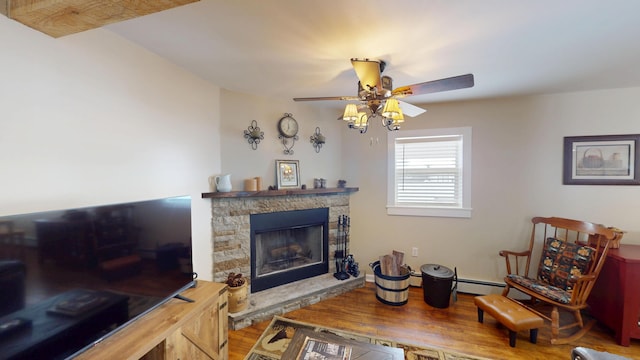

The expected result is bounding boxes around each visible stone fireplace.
[204,188,364,329]
[208,190,355,284]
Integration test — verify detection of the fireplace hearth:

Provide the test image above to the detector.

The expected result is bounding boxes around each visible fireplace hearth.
[250,208,328,293]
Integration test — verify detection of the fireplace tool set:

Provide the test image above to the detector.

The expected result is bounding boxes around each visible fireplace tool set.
[334,215,360,280]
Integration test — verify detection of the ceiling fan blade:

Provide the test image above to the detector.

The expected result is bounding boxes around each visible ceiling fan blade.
[392,74,474,98]
[351,58,382,93]
[293,96,360,101]
[398,100,426,117]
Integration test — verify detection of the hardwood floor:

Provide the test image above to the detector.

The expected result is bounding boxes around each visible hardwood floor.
[228,283,640,360]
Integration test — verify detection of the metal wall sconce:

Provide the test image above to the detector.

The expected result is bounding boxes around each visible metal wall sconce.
[310,127,326,153]
[243,120,264,150]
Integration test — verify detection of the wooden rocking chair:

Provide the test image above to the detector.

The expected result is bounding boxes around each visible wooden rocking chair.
[499,216,616,344]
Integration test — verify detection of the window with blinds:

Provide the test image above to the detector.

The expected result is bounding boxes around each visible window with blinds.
[387,127,472,218]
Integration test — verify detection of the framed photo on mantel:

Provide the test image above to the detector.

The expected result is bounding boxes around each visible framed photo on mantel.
[563,134,640,185]
[276,160,300,189]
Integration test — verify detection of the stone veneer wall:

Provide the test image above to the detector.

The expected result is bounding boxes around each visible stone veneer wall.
[210,193,351,285]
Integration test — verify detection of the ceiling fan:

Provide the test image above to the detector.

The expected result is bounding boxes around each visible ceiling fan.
[293,58,474,132]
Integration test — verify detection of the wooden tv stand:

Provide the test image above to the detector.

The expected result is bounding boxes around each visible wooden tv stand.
[74,280,228,360]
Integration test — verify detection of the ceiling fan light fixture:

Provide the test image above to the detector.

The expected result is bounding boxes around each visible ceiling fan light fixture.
[349,112,369,133]
[342,103,359,121]
[391,107,404,124]
[354,112,368,128]
[381,98,400,118]
[294,59,473,135]
[380,106,404,131]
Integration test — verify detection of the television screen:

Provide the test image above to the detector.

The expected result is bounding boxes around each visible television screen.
[0,196,195,360]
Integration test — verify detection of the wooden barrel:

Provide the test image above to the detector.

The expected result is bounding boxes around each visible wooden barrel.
[371,261,410,306]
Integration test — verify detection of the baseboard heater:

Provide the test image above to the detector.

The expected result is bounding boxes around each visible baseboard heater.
[457,278,505,288]
[366,274,504,296]
[456,278,505,295]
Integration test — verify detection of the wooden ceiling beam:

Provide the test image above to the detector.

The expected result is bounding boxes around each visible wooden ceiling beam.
[1,0,199,38]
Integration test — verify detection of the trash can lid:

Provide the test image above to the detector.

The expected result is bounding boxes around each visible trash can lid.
[421,264,454,279]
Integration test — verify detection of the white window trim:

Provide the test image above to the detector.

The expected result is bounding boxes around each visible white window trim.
[387,127,472,218]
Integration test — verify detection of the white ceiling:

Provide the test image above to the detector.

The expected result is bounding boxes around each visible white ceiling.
[106,0,640,113]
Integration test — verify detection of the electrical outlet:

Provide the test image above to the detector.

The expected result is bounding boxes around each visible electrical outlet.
[412,247,418,257]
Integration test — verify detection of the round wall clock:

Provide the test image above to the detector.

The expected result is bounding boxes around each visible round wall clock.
[278,114,299,138]
[277,113,299,155]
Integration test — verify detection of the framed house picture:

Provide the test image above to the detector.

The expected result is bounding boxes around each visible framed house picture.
[563,134,640,185]
[276,160,300,189]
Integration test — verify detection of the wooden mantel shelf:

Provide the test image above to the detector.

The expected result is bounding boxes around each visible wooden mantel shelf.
[202,187,358,199]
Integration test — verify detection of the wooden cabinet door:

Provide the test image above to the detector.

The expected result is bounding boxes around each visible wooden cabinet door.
[165,290,228,360]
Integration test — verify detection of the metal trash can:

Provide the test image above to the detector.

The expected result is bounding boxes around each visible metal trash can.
[421,264,457,308]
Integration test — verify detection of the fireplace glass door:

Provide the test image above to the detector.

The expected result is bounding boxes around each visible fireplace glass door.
[255,225,323,278]
[250,208,329,292]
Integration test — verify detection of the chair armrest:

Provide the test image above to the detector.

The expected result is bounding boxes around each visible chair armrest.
[499,250,530,257]
[499,250,532,276]
[572,273,596,282]
[568,273,597,305]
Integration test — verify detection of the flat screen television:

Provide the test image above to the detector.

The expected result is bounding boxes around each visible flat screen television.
[0,195,196,360]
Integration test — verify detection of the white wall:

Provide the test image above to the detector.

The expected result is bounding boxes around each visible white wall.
[0,17,221,280]
[343,89,640,286]
[218,89,343,191]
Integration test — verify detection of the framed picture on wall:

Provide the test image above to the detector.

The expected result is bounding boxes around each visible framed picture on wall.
[276,160,300,189]
[563,134,640,185]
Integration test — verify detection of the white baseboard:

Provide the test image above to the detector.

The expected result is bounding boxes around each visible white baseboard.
[365,273,375,283]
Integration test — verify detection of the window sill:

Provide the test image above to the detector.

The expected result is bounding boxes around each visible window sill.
[386,205,472,218]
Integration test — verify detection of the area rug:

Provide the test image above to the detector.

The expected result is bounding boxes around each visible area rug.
[245,316,491,360]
